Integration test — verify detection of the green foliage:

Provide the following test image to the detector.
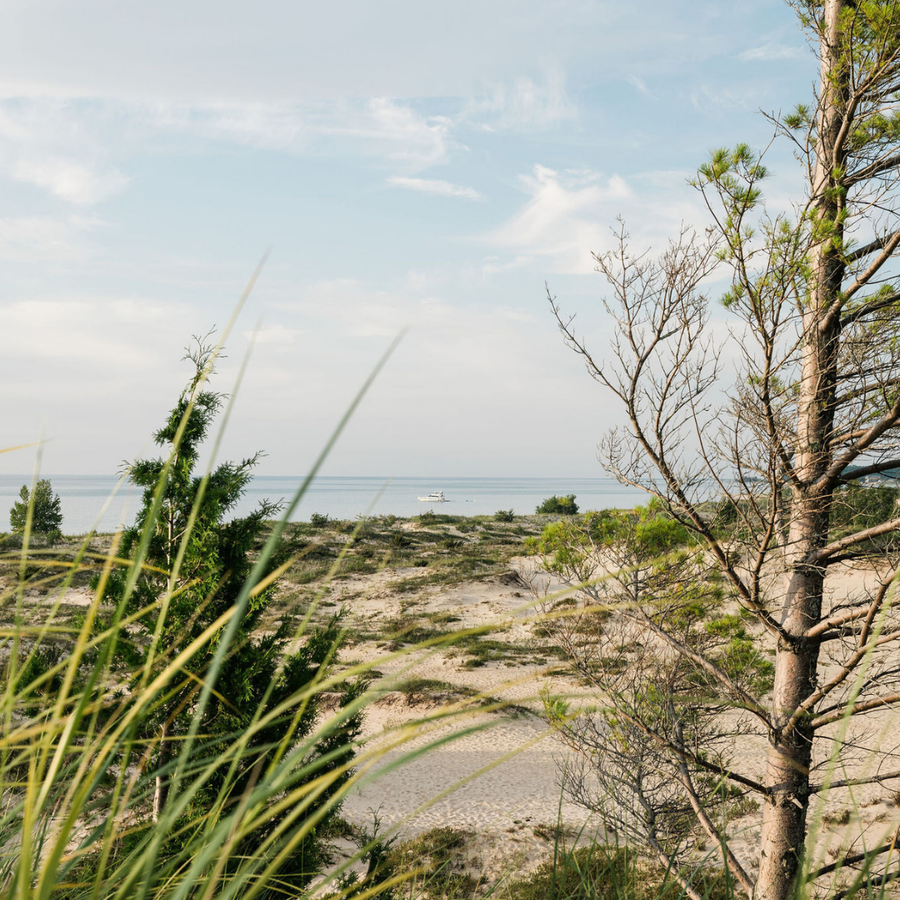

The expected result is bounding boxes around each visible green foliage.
[310,512,331,527]
[694,144,768,255]
[9,478,63,537]
[830,483,900,541]
[14,642,66,710]
[495,509,516,522]
[534,499,777,863]
[502,843,734,900]
[362,825,478,900]
[536,494,579,515]
[528,506,691,583]
[85,337,362,893]
[716,483,900,551]
[705,615,774,696]
[783,103,811,130]
[396,677,475,703]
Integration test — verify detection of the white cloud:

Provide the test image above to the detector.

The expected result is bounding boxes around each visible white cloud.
[355,98,452,168]
[487,164,710,274]
[0,101,129,204]
[480,254,531,276]
[0,297,182,367]
[388,176,482,200]
[0,293,210,476]
[739,43,805,62]
[0,214,101,262]
[464,68,576,131]
[246,324,305,345]
[149,97,452,168]
[0,95,456,207]
[114,96,454,169]
[142,102,306,150]
[626,75,653,98]
[689,84,760,115]
[13,157,128,204]
[228,274,626,477]
[150,96,458,171]
[501,309,535,323]
[488,166,630,273]
[253,279,567,395]
[0,1,628,106]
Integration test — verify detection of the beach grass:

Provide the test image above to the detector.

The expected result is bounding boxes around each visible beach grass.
[6,485,900,898]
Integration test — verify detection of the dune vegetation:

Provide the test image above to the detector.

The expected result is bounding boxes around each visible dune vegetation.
[4,357,900,900]
[6,1,900,897]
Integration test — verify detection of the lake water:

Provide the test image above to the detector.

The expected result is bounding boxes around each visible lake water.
[0,475,648,535]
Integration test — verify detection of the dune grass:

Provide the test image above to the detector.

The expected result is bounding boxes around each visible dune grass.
[7,476,900,900]
[0,329,494,899]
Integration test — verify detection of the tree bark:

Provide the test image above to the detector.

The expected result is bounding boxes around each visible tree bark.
[755,3,848,897]
[756,636,820,899]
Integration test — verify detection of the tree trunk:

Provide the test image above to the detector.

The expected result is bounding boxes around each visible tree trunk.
[756,630,820,899]
[755,3,847,897]
[153,721,171,821]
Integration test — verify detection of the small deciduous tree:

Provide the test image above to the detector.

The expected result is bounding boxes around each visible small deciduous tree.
[545,3,900,899]
[10,478,62,536]
[535,508,771,898]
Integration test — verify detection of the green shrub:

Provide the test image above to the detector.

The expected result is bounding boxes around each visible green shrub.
[372,826,477,900]
[503,844,732,900]
[495,509,516,522]
[503,845,644,900]
[0,531,24,550]
[536,494,579,515]
[830,483,900,539]
[390,532,412,549]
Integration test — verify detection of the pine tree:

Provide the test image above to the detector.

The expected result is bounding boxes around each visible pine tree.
[10,478,63,536]
[95,337,360,893]
[547,3,900,898]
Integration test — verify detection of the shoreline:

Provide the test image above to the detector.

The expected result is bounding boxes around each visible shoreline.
[0,475,647,535]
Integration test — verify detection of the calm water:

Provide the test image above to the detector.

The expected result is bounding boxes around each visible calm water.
[0,475,647,535]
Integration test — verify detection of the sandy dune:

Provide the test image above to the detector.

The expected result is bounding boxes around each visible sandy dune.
[321,553,900,889]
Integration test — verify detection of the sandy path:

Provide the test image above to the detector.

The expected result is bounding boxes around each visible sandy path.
[330,560,598,837]
[342,712,593,834]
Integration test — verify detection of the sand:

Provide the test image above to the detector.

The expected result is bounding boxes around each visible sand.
[315,553,900,890]
[334,561,587,834]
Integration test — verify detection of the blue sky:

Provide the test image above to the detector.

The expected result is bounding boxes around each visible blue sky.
[0,0,815,477]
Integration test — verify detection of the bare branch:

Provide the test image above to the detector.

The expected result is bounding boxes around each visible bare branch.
[812,691,900,729]
[845,229,900,263]
[810,770,900,794]
[675,752,755,896]
[839,460,900,483]
[811,517,900,564]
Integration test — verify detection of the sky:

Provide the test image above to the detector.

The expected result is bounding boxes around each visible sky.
[0,0,818,478]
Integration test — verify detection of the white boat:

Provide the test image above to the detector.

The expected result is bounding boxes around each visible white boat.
[418,490,448,502]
